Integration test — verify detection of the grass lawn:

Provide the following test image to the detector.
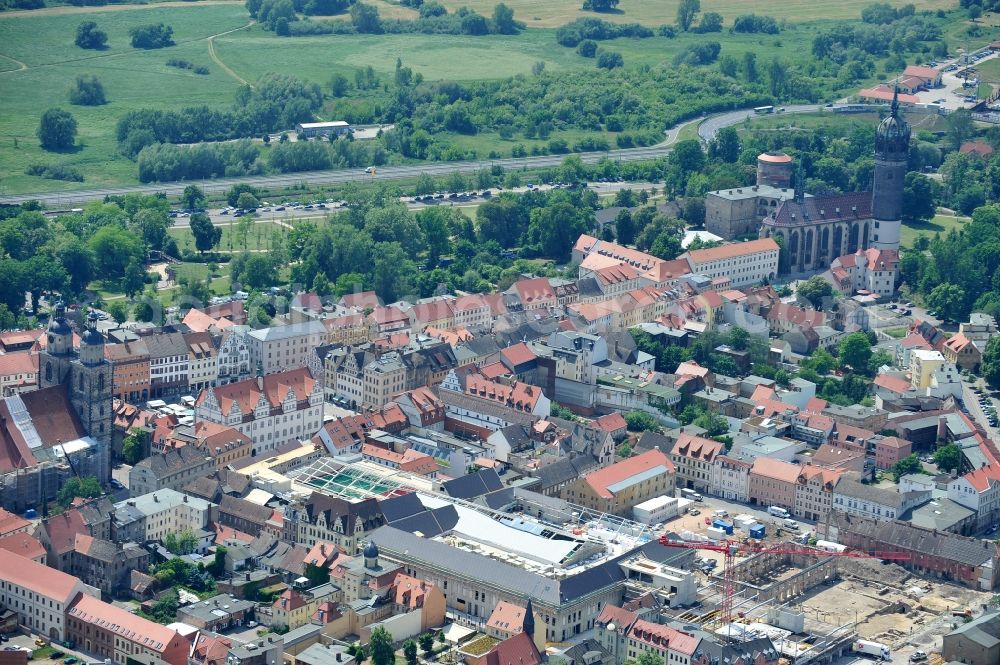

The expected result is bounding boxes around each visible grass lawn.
[0,2,980,195]
[884,327,908,338]
[900,213,969,248]
[0,4,249,194]
[168,218,291,253]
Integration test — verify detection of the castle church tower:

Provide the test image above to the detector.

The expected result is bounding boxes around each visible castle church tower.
[870,89,910,251]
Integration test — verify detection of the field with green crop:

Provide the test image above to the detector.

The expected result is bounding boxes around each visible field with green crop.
[434,0,954,28]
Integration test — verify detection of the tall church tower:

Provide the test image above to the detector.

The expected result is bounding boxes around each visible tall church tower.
[39,306,113,481]
[870,89,910,251]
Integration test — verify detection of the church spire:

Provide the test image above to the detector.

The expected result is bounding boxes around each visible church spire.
[794,160,805,205]
[890,84,899,117]
[523,598,535,637]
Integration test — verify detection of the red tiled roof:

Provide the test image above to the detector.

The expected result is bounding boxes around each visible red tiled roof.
[486,600,527,634]
[673,432,723,463]
[40,508,88,556]
[500,342,536,368]
[859,86,920,104]
[873,374,913,394]
[628,619,699,656]
[473,631,542,665]
[0,351,38,377]
[68,593,183,653]
[0,532,45,560]
[903,65,940,80]
[593,412,627,433]
[751,457,801,483]
[466,375,543,412]
[0,548,81,603]
[682,238,779,264]
[584,449,674,499]
[514,277,555,304]
[198,368,316,417]
[0,508,30,537]
[960,141,995,157]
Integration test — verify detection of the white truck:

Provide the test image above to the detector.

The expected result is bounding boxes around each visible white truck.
[768,506,790,518]
[853,640,891,660]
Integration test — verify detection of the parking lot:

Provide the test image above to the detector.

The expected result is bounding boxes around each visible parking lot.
[3,633,92,665]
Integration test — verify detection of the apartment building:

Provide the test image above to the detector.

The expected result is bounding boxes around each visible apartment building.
[66,593,188,665]
[561,449,676,517]
[677,238,780,288]
[105,340,150,402]
[0,548,98,641]
[129,444,216,496]
[793,466,842,522]
[185,331,218,393]
[748,457,799,513]
[145,332,190,398]
[669,432,723,493]
[114,488,214,544]
[248,321,327,376]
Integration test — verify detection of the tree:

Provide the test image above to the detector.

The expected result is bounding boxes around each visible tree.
[676,0,700,31]
[596,51,624,69]
[69,75,106,106]
[350,3,382,33]
[927,282,966,321]
[419,634,435,656]
[625,410,659,432]
[983,336,1000,389]
[122,427,148,465]
[709,126,740,163]
[163,528,198,555]
[582,0,619,11]
[902,172,935,222]
[89,226,146,282]
[75,21,108,50]
[492,3,518,34]
[236,192,260,210]
[797,275,835,309]
[227,184,259,207]
[890,453,923,481]
[107,300,129,324]
[670,139,704,174]
[838,332,872,371]
[304,562,331,586]
[190,213,222,254]
[947,108,974,151]
[933,443,962,474]
[369,627,395,665]
[403,640,418,665]
[695,11,722,33]
[129,23,174,49]
[37,108,77,151]
[694,411,729,436]
[182,184,206,210]
[122,260,146,298]
[57,476,102,507]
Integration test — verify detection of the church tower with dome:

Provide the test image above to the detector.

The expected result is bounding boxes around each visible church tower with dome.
[870,89,910,250]
[38,305,113,480]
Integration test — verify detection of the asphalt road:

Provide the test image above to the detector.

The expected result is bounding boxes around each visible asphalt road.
[0,146,672,208]
[3,103,879,208]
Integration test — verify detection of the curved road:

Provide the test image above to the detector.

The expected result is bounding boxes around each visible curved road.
[2,104,884,208]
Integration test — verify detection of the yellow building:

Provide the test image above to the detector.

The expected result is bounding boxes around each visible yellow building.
[561,449,676,517]
[909,349,945,389]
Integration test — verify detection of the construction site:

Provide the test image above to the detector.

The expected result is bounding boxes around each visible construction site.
[657,541,994,664]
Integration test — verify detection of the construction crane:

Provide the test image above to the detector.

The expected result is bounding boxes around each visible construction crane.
[657,535,912,625]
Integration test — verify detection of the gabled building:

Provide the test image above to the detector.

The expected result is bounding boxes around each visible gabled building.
[0,548,98,641]
[195,368,324,457]
[561,449,676,517]
[247,321,327,376]
[129,444,215,495]
[286,493,385,553]
[670,432,723,493]
[66,593,188,665]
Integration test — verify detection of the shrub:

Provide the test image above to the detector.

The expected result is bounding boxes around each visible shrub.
[68,75,106,106]
[75,21,108,49]
[130,23,174,49]
[25,163,84,182]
